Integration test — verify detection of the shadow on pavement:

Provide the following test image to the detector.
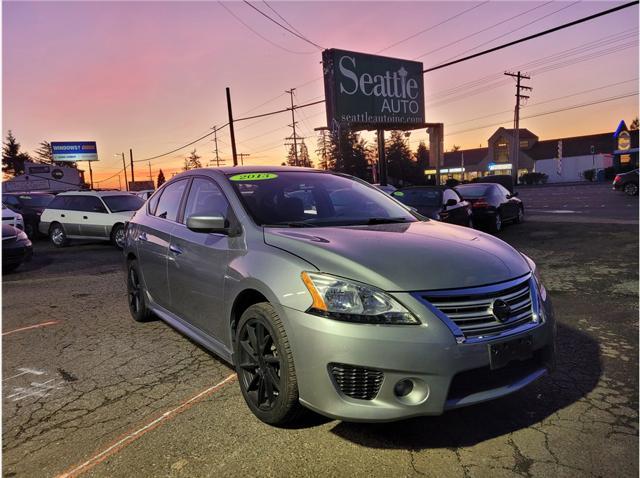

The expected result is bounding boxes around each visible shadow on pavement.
[329,322,601,449]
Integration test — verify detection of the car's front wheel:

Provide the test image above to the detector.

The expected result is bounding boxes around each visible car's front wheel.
[623,182,638,196]
[235,303,304,426]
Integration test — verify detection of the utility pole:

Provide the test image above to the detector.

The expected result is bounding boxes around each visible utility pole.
[212,126,221,167]
[148,161,152,183]
[238,153,250,166]
[129,148,135,185]
[285,88,300,165]
[121,153,129,191]
[226,87,238,166]
[117,175,122,190]
[377,130,387,186]
[88,161,94,189]
[426,123,444,185]
[504,71,532,185]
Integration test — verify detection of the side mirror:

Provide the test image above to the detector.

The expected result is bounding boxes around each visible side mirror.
[445,198,458,207]
[186,215,228,234]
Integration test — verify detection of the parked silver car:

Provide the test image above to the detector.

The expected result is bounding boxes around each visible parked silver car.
[123,166,556,425]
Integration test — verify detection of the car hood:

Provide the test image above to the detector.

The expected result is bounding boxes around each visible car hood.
[264,221,530,291]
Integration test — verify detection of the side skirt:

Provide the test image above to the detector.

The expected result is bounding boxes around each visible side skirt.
[147,295,234,365]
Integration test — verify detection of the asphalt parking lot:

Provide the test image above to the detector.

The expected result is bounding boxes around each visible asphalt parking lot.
[2,184,638,478]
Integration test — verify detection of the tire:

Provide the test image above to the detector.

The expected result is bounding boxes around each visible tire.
[127,259,153,322]
[489,212,502,233]
[514,206,525,224]
[49,223,68,247]
[623,182,638,196]
[235,302,304,426]
[24,222,36,239]
[111,224,125,249]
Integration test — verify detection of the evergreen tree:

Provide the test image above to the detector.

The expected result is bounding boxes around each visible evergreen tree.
[386,130,417,185]
[2,130,31,177]
[315,130,330,170]
[450,144,461,152]
[328,129,370,181]
[34,141,54,163]
[630,117,639,130]
[157,169,166,187]
[285,144,297,166]
[299,140,313,168]
[183,149,202,170]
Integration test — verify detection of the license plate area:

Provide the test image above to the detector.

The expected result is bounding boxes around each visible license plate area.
[488,335,533,370]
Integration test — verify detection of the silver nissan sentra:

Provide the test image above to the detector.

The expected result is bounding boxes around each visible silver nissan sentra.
[123,166,556,425]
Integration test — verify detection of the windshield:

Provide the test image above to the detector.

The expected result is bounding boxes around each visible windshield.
[102,195,144,213]
[455,184,490,198]
[17,194,55,207]
[228,171,417,227]
[393,188,442,207]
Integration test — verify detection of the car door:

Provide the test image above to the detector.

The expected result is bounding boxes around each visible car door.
[167,177,232,342]
[58,196,86,237]
[77,196,110,238]
[137,179,189,311]
[497,184,518,220]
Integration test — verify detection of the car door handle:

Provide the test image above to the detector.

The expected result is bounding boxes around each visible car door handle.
[83,216,88,220]
[60,214,65,218]
[169,244,183,255]
[139,232,148,242]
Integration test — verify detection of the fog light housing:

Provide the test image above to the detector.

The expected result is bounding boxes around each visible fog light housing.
[394,379,414,397]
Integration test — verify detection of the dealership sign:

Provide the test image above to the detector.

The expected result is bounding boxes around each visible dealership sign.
[51,141,99,162]
[322,49,425,131]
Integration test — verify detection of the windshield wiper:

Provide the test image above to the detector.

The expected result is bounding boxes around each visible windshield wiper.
[365,217,408,225]
[263,222,318,228]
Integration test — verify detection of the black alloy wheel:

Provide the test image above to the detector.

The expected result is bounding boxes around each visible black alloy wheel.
[623,182,638,196]
[235,303,304,425]
[238,318,282,411]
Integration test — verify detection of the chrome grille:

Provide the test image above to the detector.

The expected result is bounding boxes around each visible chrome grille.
[329,363,383,400]
[422,278,534,338]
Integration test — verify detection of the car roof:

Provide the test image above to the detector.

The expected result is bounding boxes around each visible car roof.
[57,190,133,197]
[456,183,495,188]
[396,185,447,191]
[187,165,320,175]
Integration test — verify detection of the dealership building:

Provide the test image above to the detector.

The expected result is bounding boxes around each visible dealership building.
[435,120,638,184]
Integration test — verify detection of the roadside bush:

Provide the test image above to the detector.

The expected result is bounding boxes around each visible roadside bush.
[519,172,548,185]
[582,169,596,182]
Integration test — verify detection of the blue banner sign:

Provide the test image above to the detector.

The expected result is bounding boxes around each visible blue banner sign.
[51,141,99,162]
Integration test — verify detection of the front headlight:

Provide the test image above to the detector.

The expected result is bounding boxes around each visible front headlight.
[522,254,547,302]
[16,230,28,241]
[301,272,420,325]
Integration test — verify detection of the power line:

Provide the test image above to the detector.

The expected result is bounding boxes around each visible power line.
[415,1,553,60]
[218,2,314,55]
[242,1,324,50]
[135,123,228,163]
[423,0,639,73]
[447,92,639,137]
[262,1,306,38]
[376,1,491,54]
[442,1,581,63]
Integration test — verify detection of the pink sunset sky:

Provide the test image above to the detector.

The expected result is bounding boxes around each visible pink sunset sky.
[3,1,639,187]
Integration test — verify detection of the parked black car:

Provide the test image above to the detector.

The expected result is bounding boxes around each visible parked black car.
[612,169,638,196]
[3,192,55,238]
[2,223,33,273]
[392,186,473,227]
[455,183,523,233]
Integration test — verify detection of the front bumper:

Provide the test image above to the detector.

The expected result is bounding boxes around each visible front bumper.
[3,243,33,266]
[280,284,556,422]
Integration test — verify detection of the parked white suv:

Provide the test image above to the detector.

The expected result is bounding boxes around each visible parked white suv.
[39,191,144,248]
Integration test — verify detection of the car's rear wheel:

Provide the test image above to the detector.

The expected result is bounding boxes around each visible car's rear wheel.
[514,206,525,224]
[111,224,125,249]
[623,182,638,196]
[127,259,153,322]
[49,223,68,247]
[235,303,304,426]
[489,212,502,233]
